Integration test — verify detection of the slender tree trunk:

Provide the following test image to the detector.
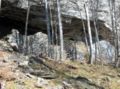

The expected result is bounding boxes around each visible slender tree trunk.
[80,12,89,52]
[56,0,64,60]
[54,16,59,60]
[90,0,100,64]
[85,4,94,64]
[109,0,119,66]
[23,5,30,55]
[49,2,54,45]
[45,0,51,57]
[0,0,1,9]
[94,20,100,63]
[115,7,120,67]
[116,30,120,67]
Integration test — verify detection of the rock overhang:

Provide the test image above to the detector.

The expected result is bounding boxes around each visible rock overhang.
[0,0,113,44]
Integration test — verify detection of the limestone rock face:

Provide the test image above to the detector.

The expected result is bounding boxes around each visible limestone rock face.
[61,0,120,28]
[1,0,120,62]
[1,0,116,45]
[3,0,120,29]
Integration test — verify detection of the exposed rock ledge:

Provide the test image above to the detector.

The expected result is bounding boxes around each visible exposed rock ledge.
[0,0,113,44]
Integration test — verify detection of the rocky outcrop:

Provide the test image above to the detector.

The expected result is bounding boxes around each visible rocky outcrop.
[5,29,115,63]
[61,0,120,28]
[6,29,67,59]
[1,0,114,44]
[0,0,119,63]
[3,0,120,27]
[0,38,119,89]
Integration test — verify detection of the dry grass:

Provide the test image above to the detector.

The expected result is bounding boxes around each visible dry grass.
[43,59,120,89]
[2,59,120,89]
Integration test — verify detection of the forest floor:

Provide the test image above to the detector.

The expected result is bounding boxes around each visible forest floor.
[0,56,120,89]
[42,59,120,89]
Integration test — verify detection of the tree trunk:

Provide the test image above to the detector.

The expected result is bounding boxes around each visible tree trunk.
[94,20,100,63]
[0,0,1,9]
[45,0,51,57]
[57,0,64,60]
[23,5,30,55]
[84,4,94,64]
[80,12,89,52]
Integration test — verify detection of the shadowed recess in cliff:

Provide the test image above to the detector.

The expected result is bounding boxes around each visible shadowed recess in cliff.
[0,17,47,39]
[0,0,114,45]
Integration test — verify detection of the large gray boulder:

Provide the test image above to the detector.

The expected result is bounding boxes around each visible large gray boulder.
[7,29,67,60]
[91,40,115,63]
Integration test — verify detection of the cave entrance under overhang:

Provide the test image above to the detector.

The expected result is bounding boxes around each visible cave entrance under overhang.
[0,0,113,45]
[0,16,113,46]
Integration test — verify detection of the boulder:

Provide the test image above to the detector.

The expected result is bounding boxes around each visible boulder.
[35,77,49,88]
[91,40,115,63]
[7,29,67,60]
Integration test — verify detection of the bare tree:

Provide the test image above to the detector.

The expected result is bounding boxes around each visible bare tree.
[108,0,120,67]
[90,0,100,63]
[114,5,120,67]
[23,3,31,55]
[84,4,94,64]
[45,0,52,57]
[56,0,64,60]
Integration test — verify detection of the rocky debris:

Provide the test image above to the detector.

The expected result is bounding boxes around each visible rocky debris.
[35,77,49,88]
[62,81,74,89]
[0,51,11,62]
[27,56,58,79]
[0,40,13,52]
[0,66,16,81]
[25,73,36,79]
[18,61,29,67]
[0,46,29,82]
[63,76,104,89]
[35,77,69,89]
[0,51,16,81]
[118,73,120,77]
[27,55,105,89]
